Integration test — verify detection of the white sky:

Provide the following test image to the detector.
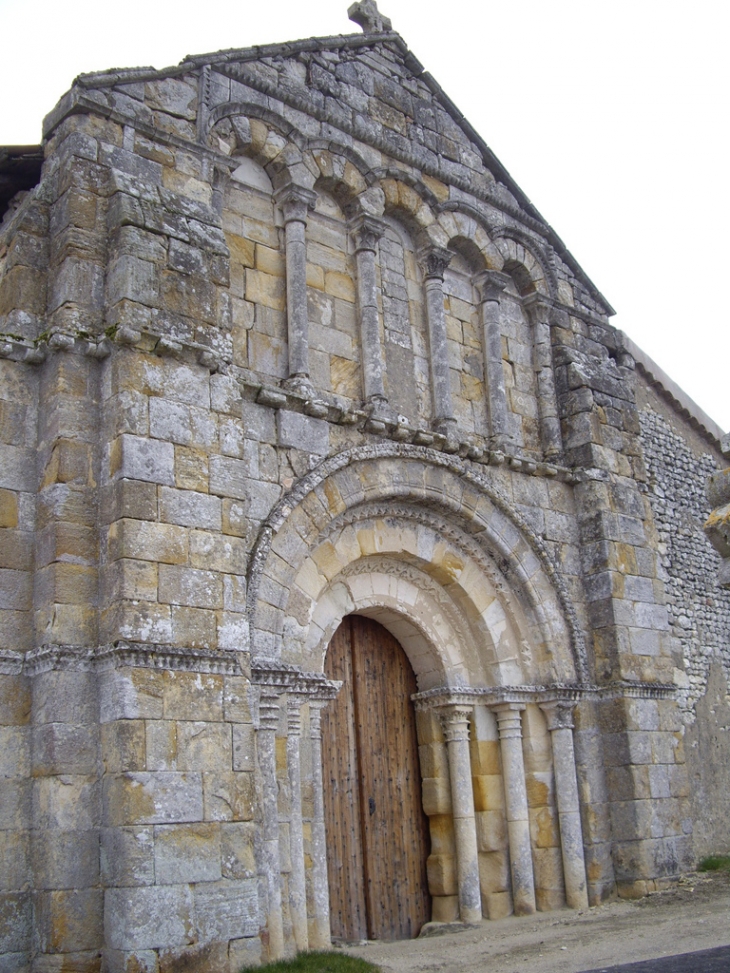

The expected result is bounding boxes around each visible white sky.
[1,0,728,432]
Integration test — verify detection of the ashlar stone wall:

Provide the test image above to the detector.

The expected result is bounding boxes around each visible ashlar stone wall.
[0,3,725,970]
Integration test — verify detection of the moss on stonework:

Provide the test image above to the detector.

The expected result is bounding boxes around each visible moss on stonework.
[239,952,380,973]
[698,855,730,872]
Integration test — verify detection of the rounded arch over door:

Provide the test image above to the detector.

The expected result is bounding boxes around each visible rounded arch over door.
[321,614,431,941]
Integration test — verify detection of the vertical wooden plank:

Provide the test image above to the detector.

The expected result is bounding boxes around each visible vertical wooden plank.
[322,618,368,941]
[352,616,431,941]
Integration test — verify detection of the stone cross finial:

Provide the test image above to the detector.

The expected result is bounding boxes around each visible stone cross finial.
[348,0,392,33]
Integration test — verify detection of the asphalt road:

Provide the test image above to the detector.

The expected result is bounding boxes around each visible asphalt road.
[581,945,730,972]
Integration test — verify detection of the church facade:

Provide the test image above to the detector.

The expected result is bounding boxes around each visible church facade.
[1,4,729,971]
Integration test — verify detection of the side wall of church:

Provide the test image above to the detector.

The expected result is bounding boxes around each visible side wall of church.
[636,376,730,858]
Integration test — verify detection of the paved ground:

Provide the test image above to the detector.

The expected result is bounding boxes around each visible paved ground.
[341,870,730,973]
[580,944,730,973]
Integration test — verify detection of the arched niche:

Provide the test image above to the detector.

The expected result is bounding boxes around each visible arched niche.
[306,185,361,403]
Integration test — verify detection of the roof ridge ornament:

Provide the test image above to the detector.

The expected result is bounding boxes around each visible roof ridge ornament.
[348,0,392,33]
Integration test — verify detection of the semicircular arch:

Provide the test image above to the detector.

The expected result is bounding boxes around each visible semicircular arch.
[247,445,587,686]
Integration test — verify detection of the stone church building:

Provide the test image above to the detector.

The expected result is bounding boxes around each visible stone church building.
[1,3,729,970]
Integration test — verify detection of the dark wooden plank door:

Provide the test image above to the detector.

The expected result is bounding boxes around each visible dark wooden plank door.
[322,615,431,942]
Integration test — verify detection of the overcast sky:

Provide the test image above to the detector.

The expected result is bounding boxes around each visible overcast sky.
[1,0,728,432]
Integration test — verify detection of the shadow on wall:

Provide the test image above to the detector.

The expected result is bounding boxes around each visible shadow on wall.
[686,660,730,859]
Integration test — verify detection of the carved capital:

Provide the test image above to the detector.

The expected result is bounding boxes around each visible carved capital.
[275,184,317,224]
[539,700,576,731]
[258,691,281,733]
[351,215,388,253]
[492,702,525,740]
[419,246,452,281]
[475,270,511,303]
[439,704,473,744]
[523,293,553,325]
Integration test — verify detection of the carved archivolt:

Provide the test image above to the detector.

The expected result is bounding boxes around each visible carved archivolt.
[247,444,588,683]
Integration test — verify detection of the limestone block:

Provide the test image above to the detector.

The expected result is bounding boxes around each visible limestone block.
[475,810,506,852]
[162,671,224,721]
[0,490,18,528]
[0,830,29,891]
[0,779,30,830]
[105,885,196,950]
[417,742,448,779]
[277,412,329,456]
[103,558,158,605]
[100,827,155,887]
[100,721,146,775]
[31,723,97,776]
[224,678,253,725]
[0,891,31,953]
[229,936,263,971]
[110,601,173,645]
[0,445,35,493]
[35,888,103,952]
[0,675,31,726]
[189,531,249,575]
[209,454,252,502]
[478,850,510,893]
[430,895,459,923]
[174,722,232,774]
[217,613,249,651]
[421,776,452,816]
[99,669,165,723]
[426,854,457,896]
[154,823,222,884]
[193,879,260,943]
[33,776,100,832]
[233,724,255,772]
[174,445,209,493]
[32,672,98,730]
[108,519,188,565]
[102,948,159,973]
[33,829,100,889]
[109,433,174,486]
[221,822,256,879]
[471,774,504,813]
[203,771,255,822]
[158,564,223,609]
[171,606,217,648]
[482,890,513,920]
[102,479,157,524]
[102,772,203,826]
[525,772,554,809]
[106,255,159,307]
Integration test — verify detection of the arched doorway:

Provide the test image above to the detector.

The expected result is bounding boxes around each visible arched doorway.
[321,615,431,941]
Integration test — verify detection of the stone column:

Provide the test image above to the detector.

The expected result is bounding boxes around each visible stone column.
[420,246,456,442]
[475,270,511,451]
[352,215,389,410]
[287,695,309,951]
[540,701,589,910]
[308,700,332,948]
[275,185,317,392]
[493,704,536,915]
[257,690,285,960]
[440,705,482,923]
[525,296,562,459]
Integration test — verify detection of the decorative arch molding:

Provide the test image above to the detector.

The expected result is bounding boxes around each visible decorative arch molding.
[492,226,558,299]
[367,166,442,210]
[246,443,588,682]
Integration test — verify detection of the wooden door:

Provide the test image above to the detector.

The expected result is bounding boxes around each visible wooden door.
[322,615,431,941]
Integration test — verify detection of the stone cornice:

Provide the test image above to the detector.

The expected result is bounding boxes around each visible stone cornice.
[20,642,245,676]
[412,681,677,710]
[251,661,341,699]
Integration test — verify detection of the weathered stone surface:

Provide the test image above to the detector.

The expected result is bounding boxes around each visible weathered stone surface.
[2,7,729,968]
